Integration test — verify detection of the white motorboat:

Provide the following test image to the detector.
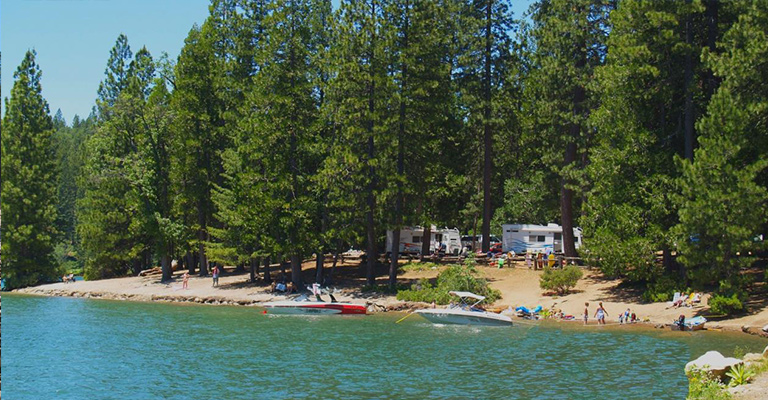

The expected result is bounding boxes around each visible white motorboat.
[414,291,513,326]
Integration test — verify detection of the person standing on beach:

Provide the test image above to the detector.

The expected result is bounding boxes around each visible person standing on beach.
[594,302,608,324]
[212,265,220,287]
[183,272,189,289]
[583,302,589,324]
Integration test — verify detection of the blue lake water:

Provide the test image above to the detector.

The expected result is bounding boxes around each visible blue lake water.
[3,294,766,399]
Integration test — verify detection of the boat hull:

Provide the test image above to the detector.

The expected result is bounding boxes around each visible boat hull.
[415,309,513,326]
[263,301,367,315]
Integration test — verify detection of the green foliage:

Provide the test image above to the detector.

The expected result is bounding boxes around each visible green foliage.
[400,262,440,273]
[708,294,744,316]
[396,259,501,304]
[725,363,755,387]
[686,369,731,400]
[1,50,60,289]
[539,265,583,295]
[641,275,687,303]
[674,1,768,292]
[732,345,749,360]
[361,283,408,294]
[54,242,83,276]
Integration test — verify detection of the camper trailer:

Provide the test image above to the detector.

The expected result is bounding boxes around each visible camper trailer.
[386,226,462,256]
[501,223,582,254]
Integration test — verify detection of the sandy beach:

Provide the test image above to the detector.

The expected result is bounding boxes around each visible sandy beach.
[14,258,768,336]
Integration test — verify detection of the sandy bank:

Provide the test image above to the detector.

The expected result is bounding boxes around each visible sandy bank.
[13,259,768,337]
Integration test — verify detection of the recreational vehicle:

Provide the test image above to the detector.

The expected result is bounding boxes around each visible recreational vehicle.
[501,223,582,254]
[386,226,462,256]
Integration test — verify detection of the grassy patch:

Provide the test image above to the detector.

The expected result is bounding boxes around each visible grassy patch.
[400,262,441,273]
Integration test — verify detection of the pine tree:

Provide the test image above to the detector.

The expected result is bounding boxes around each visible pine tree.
[454,0,515,252]
[323,0,396,286]
[78,38,172,280]
[525,0,613,257]
[384,0,460,284]
[674,1,768,291]
[170,23,224,277]
[1,50,59,289]
[97,33,132,115]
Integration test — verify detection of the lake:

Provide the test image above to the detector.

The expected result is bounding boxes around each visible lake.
[3,294,766,399]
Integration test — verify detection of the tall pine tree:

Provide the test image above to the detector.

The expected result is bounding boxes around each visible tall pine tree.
[1,50,59,289]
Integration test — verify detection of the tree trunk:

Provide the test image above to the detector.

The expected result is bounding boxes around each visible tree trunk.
[472,212,478,251]
[131,259,142,276]
[481,0,493,254]
[330,251,339,284]
[561,28,586,258]
[291,254,303,289]
[315,250,324,284]
[161,254,172,282]
[391,4,408,289]
[365,0,378,287]
[263,256,272,284]
[186,251,196,275]
[198,239,208,276]
[197,194,209,276]
[684,0,695,161]
[249,257,257,283]
[421,224,432,260]
[389,228,401,288]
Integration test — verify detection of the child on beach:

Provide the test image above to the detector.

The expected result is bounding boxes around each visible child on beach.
[212,265,220,287]
[594,302,608,324]
[583,302,589,324]
[183,272,189,289]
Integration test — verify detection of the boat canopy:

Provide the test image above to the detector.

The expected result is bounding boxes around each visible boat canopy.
[449,291,485,301]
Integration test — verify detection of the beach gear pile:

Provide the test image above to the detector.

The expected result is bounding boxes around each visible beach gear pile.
[515,305,542,319]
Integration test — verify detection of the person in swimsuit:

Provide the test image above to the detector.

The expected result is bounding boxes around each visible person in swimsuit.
[594,302,608,324]
[583,302,589,324]
[212,265,220,287]
[182,272,189,289]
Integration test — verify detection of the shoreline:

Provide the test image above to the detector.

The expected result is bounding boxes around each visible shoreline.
[11,262,768,339]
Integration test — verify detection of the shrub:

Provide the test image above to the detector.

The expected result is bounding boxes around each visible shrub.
[396,258,501,304]
[725,364,755,387]
[642,274,687,303]
[539,265,583,295]
[687,369,731,400]
[708,294,744,316]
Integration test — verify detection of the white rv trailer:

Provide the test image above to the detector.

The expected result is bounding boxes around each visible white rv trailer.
[385,226,462,256]
[501,223,582,254]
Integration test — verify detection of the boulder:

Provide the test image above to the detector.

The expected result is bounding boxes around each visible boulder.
[763,324,768,333]
[763,345,768,359]
[742,353,763,363]
[685,351,743,378]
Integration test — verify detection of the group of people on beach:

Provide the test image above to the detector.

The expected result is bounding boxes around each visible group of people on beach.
[580,302,638,325]
[180,265,220,290]
[671,292,702,308]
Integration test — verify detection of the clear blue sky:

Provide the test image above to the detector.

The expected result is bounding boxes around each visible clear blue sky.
[2,0,533,124]
[2,0,211,123]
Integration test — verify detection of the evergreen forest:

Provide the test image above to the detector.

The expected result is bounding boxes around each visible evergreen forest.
[2,0,766,309]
